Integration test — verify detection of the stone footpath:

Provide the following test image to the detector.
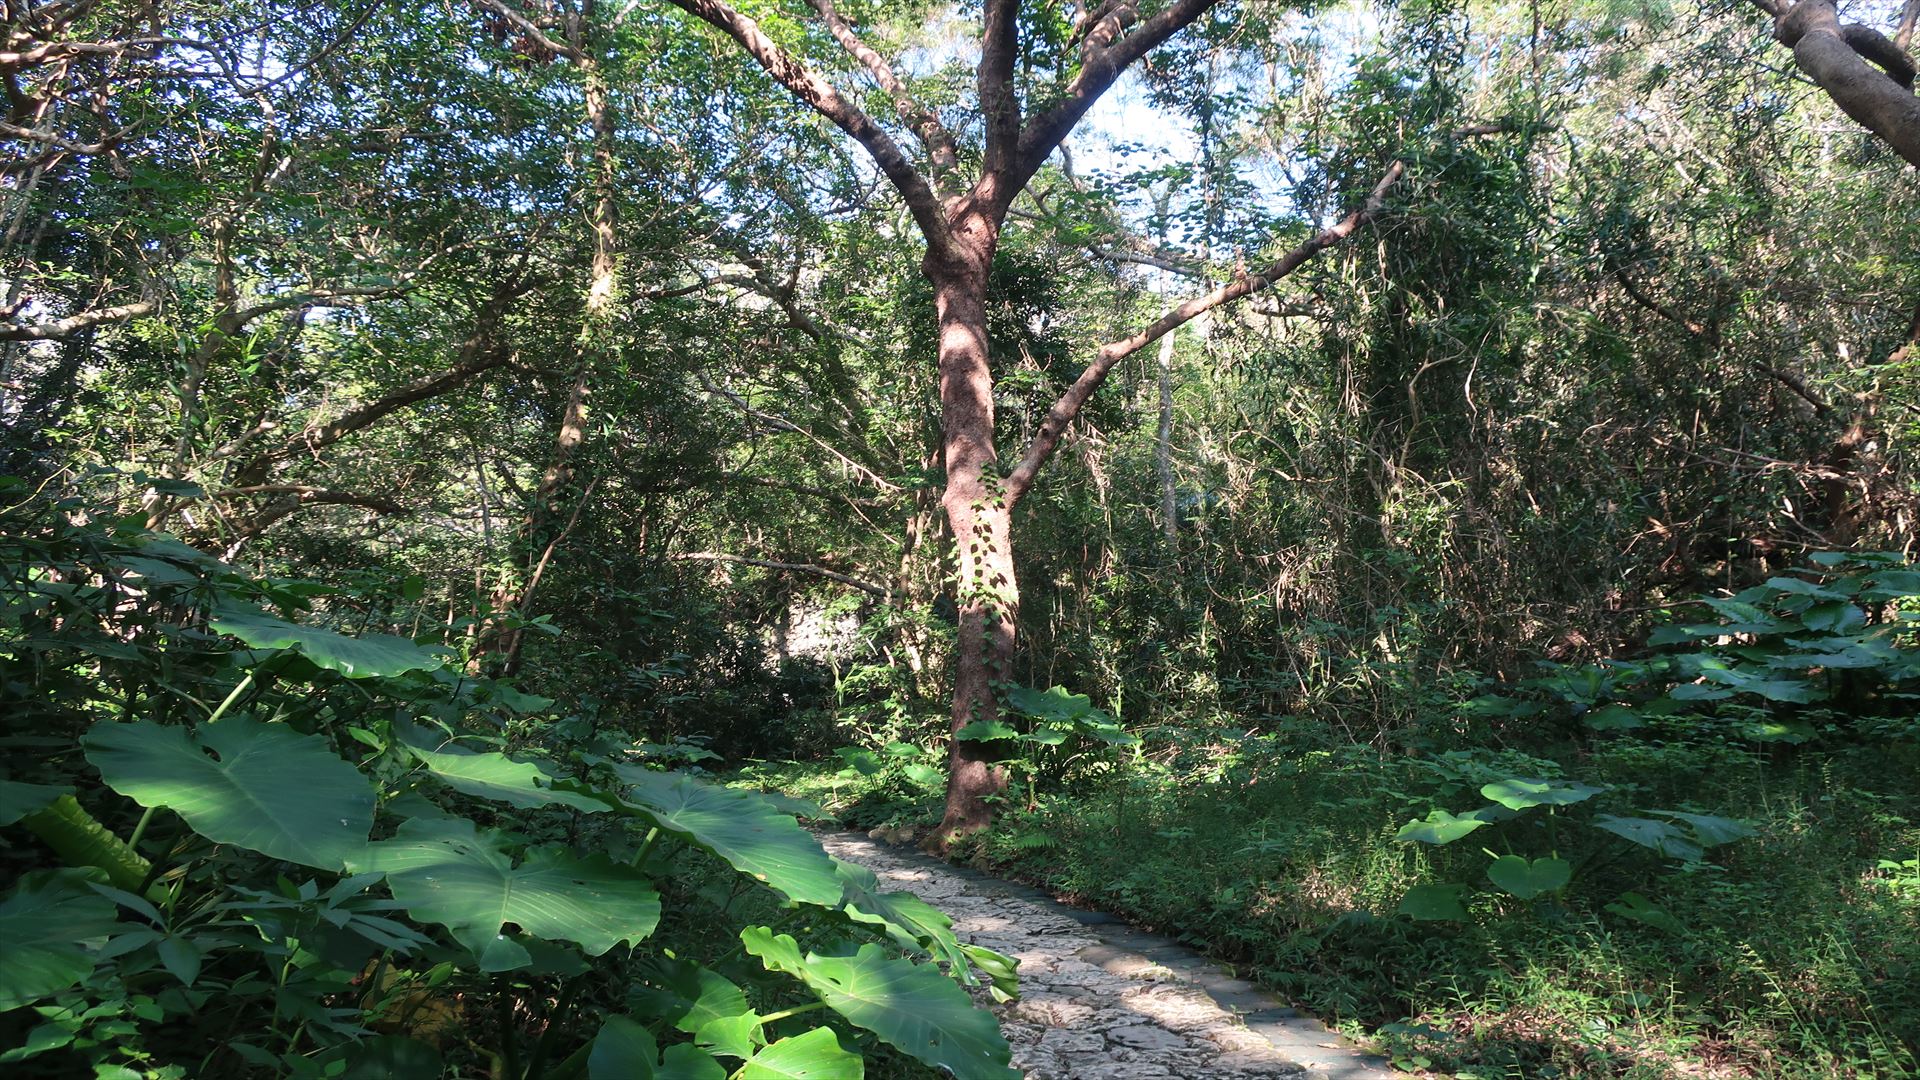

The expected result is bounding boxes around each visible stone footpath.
[817,832,1400,1080]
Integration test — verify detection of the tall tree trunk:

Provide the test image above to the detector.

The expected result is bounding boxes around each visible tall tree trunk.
[1156,329,1178,548]
[928,229,1016,841]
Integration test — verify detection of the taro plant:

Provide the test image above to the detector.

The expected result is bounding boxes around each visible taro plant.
[953,684,1140,809]
[1392,766,1757,920]
[0,487,1019,1078]
[1384,553,1920,926]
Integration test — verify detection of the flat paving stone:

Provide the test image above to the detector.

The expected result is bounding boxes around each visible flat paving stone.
[817,831,1402,1080]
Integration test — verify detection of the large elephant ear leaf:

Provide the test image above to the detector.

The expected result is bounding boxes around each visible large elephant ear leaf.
[0,780,70,826]
[741,928,1019,1079]
[737,1028,863,1079]
[833,858,977,981]
[83,718,374,871]
[403,739,614,814]
[0,869,120,1011]
[1480,777,1605,811]
[349,817,660,971]
[587,1016,727,1080]
[210,608,442,678]
[610,767,841,906]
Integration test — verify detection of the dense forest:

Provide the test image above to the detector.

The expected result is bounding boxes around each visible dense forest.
[2,0,1918,1074]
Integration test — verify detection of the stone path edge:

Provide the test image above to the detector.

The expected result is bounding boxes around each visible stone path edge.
[823,830,1401,1080]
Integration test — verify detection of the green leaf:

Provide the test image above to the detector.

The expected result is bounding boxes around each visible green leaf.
[1485,856,1571,900]
[1005,684,1104,724]
[960,943,1020,1003]
[0,869,120,1011]
[404,740,613,814]
[1764,576,1844,600]
[349,818,660,970]
[611,767,841,906]
[1648,810,1756,847]
[834,858,978,980]
[738,1028,863,1079]
[84,718,373,870]
[1480,777,1605,810]
[1800,601,1866,633]
[1605,892,1686,933]
[658,1044,728,1080]
[156,934,202,985]
[741,928,1018,1079]
[1581,705,1642,732]
[1667,683,1733,702]
[1593,815,1704,861]
[695,1012,763,1060]
[1395,809,1490,845]
[209,608,441,678]
[1396,883,1469,921]
[658,959,755,1035]
[0,781,71,827]
[590,1015,659,1079]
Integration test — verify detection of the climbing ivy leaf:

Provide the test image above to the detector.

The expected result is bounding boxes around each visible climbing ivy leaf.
[84,718,374,870]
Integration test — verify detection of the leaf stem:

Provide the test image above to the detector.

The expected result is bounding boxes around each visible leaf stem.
[632,827,660,871]
[757,1000,827,1025]
[205,670,257,724]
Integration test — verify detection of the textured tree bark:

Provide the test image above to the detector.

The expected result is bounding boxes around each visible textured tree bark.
[928,227,1017,840]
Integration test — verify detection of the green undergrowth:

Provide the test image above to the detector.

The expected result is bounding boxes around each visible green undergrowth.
[754,736,1920,1079]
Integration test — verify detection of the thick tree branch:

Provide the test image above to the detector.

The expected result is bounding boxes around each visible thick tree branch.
[662,0,949,246]
[1757,0,1920,166]
[1010,0,1221,198]
[1841,22,1916,87]
[977,0,1022,175]
[0,299,153,340]
[675,551,888,596]
[806,0,958,177]
[1005,161,1406,504]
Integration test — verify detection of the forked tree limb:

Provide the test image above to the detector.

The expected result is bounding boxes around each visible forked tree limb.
[805,0,958,176]
[1004,161,1406,505]
[663,0,949,246]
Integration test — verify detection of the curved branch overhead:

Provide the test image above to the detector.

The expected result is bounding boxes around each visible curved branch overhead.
[1754,0,1920,166]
